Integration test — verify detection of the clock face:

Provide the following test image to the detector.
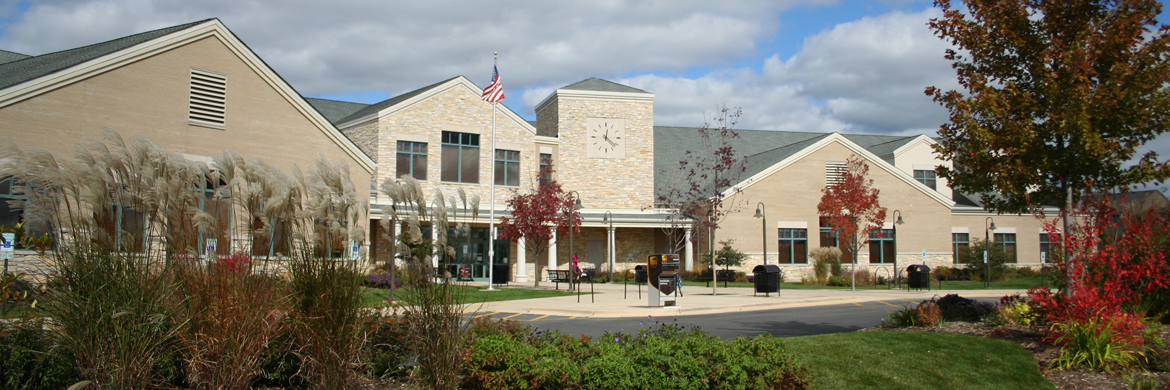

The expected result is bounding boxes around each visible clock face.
[586,118,626,159]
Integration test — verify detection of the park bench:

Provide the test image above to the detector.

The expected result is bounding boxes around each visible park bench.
[547,269,572,290]
[695,269,737,288]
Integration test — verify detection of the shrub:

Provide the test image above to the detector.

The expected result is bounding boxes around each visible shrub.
[0,318,80,390]
[1050,316,1147,372]
[365,273,400,289]
[365,315,412,380]
[935,294,997,322]
[960,238,1011,282]
[286,251,368,390]
[882,301,943,327]
[1010,266,1040,278]
[997,294,1048,326]
[827,276,850,287]
[400,261,471,390]
[932,265,968,281]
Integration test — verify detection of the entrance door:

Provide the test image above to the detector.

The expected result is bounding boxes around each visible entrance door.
[588,240,605,270]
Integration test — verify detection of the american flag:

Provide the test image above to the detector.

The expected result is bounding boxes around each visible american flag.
[481,65,504,103]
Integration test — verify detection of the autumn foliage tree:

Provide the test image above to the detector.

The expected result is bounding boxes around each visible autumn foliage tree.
[817,156,887,290]
[498,180,580,287]
[926,0,1170,288]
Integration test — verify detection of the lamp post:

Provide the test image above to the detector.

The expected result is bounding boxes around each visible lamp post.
[568,190,582,290]
[753,202,767,265]
[603,211,613,283]
[892,210,904,288]
[985,217,996,288]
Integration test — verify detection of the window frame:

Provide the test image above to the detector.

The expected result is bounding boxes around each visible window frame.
[777,228,808,264]
[868,229,896,264]
[1039,232,1060,263]
[538,153,552,187]
[396,141,428,180]
[440,131,480,184]
[494,149,520,187]
[913,169,937,190]
[952,233,970,263]
[994,232,1018,263]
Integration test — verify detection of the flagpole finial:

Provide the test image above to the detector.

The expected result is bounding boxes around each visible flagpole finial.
[494,51,498,56]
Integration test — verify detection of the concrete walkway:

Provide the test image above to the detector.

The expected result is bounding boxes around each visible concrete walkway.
[465,280,1027,318]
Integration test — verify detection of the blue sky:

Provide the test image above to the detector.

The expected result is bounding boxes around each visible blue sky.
[0,0,1166,191]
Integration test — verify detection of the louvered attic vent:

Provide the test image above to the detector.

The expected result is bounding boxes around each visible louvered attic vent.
[825,162,846,186]
[189,69,226,129]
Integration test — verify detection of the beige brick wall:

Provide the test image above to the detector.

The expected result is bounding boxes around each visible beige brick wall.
[0,35,373,233]
[552,97,655,209]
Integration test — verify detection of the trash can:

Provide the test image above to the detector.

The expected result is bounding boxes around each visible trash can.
[752,264,782,295]
[491,263,510,285]
[906,264,931,290]
[634,265,647,284]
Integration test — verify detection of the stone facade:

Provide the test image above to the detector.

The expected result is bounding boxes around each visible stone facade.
[543,94,655,210]
[341,120,380,163]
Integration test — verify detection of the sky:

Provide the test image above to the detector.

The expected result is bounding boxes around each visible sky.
[0,0,1167,192]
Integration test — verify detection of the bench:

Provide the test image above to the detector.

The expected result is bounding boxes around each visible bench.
[695,269,737,288]
[547,269,571,290]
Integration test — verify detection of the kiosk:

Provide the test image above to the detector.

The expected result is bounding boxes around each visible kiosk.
[647,254,679,307]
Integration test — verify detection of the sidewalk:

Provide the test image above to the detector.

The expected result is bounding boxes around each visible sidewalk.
[465,281,1027,318]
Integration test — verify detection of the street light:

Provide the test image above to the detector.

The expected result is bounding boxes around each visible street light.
[753,203,767,265]
[568,191,583,290]
[985,216,996,288]
[603,211,613,283]
[892,210,904,288]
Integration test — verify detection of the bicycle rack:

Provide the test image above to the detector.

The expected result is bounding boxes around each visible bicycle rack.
[873,267,892,290]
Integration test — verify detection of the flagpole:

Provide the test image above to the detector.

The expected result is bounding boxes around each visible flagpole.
[487,52,498,291]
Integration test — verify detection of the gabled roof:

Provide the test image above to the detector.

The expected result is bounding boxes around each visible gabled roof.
[304,97,370,124]
[332,77,459,125]
[561,77,649,94]
[0,18,376,174]
[0,20,208,90]
[0,50,30,65]
[654,127,954,207]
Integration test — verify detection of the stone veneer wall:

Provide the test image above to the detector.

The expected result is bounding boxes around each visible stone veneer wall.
[553,97,654,210]
[535,96,559,137]
[371,85,539,205]
[341,120,380,162]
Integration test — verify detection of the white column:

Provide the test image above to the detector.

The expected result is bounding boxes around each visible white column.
[685,227,694,271]
[516,237,529,282]
[607,226,616,276]
[547,230,557,280]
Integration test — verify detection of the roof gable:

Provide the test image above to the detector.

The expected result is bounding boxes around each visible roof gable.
[334,77,459,125]
[561,77,649,94]
[0,18,375,174]
[334,76,536,135]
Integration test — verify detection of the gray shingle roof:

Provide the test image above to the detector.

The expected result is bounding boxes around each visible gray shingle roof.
[654,127,917,201]
[561,77,649,94]
[0,50,30,65]
[304,97,370,125]
[0,19,210,90]
[334,76,460,125]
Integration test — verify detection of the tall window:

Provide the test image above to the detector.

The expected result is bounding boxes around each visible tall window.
[199,175,231,256]
[1040,232,1060,263]
[0,178,20,229]
[441,131,479,183]
[95,204,145,252]
[869,229,895,263]
[396,141,427,180]
[539,153,552,187]
[914,169,937,190]
[953,233,970,263]
[777,228,808,264]
[995,233,1017,263]
[494,149,520,186]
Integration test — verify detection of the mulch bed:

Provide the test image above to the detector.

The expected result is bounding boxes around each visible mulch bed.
[861,322,1170,389]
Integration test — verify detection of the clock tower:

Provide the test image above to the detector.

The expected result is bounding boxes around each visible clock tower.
[534,78,654,210]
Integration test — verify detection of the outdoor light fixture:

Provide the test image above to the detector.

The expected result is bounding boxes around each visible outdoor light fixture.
[892,210,904,288]
[985,217,996,288]
[754,202,766,265]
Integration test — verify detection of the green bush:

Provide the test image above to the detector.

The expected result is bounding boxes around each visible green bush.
[462,323,809,390]
[0,319,80,390]
[960,239,1011,282]
[882,301,943,327]
[827,276,850,287]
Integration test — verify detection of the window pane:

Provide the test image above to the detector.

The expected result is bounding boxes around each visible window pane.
[441,144,459,182]
[778,242,792,263]
[461,147,479,183]
[506,161,519,186]
[413,155,427,180]
[494,159,505,185]
[396,153,410,179]
[795,240,807,263]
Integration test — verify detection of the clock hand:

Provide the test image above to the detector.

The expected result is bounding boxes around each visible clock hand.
[606,136,617,147]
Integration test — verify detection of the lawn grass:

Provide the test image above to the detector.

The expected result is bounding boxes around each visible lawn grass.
[361,285,579,307]
[785,331,1056,390]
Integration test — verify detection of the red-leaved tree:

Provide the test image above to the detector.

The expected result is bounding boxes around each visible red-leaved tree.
[498,181,580,288]
[817,155,887,290]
